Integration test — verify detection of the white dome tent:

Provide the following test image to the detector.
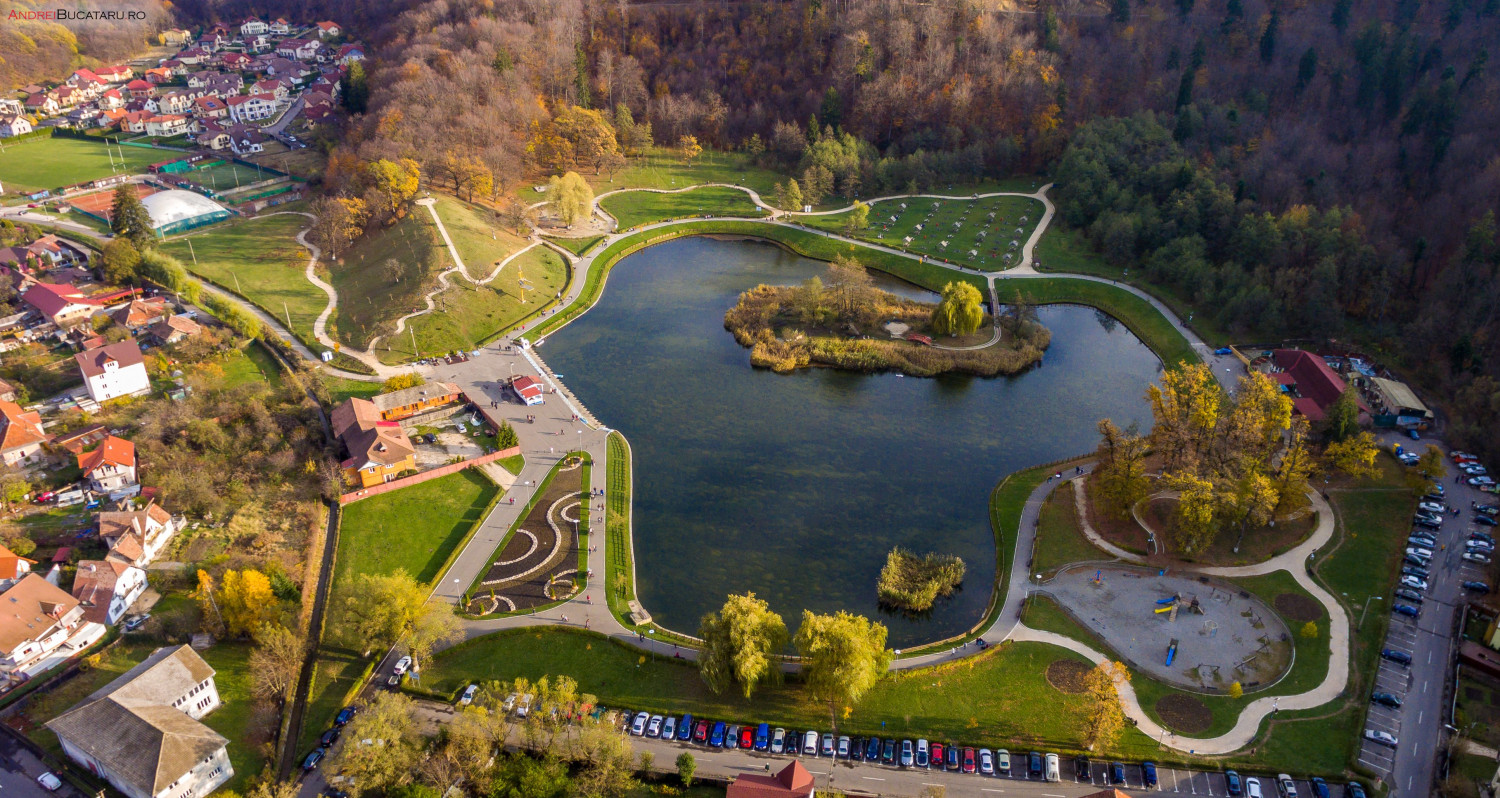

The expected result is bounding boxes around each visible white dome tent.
[140,190,232,236]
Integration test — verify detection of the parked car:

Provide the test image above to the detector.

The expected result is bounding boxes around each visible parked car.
[997,749,1012,774]
[35,773,62,792]
[744,727,757,749]
[1075,755,1091,781]
[1276,774,1299,798]
[755,723,770,751]
[1476,504,1499,516]
[647,715,664,738]
[1418,501,1445,514]
[677,715,693,741]
[1225,769,1244,797]
[1462,581,1492,593]
[1399,575,1429,590]
[458,684,478,706]
[1401,564,1430,579]
[1346,782,1368,798]
[393,656,412,675]
[1473,531,1497,543]
[1392,603,1421,618]
[302,748,325,771]
[882,738,897,765]
[944,743,959,770]
[123,614,150,632]
[320,728,341,747]
[962,747,977,774]
[930,741,945,769]
[1465,552,1493,565]
[1245,776,1265,798]
[630,712,648,736]
[1110,762,1127,784]
[1469,537,1496,549]
[1415,516,1443,529]
[335,706,358,726]
[1029,751,1044,778]
[385,673,402,689]
[1476,514,1498,527]
[822,733,835,757]
[1463,464,1489,476]
[803,730,818,755]
[1143,761,1158,788]
[692,719,708,743]
[1381,648,1413,666]
[1309,777,1331,798]
[1404,555,1431,569]
[1468,476,1495,486]
[1395,588,1424,603]
[710,723,726,747]
[900,739,914,768]
[726,724,741,749]
[1364,729,1399,747]
[1045,753,1061,782]
[865,736,882,761]
[1371,692,1403,708]
[849,736,863,761]
[1406,546,1434,559]
[914,738,928,767]
[771,728,786,753]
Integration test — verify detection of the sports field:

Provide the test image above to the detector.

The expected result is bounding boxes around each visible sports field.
[0,136,165,193]
[66,184,155,217]
[185,160,273,192]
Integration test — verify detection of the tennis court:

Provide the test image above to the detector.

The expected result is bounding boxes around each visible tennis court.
[67,185,157,219]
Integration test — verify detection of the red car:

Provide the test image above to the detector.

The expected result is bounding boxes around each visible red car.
[930,742,946,770]
[963,748,977,774]
[693,720,709,743]
[739,726,754,748]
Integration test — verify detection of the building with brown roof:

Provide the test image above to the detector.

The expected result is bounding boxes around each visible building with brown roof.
[148,315,202,346]
[0,378,16,403]
[98,502,176,567]
[78,435,138,494]
[0,544,33,591]
[70,559,146,625]
[76,341,151,403]
[331,398,416,488]
[1270,349,1368,423]
[0,400,47,466]
[0,574,94,685]
[23,282,101,328]
[112,297,169,331]
[371,381,462,422]
[726,761,815,798]
[47,645,231,798]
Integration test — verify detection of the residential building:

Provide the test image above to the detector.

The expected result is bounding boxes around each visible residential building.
[98,89,126,110]
[24,282,100,327]
[70,559,146,626]
[371,381,462,422]
[112,297,169,331]
[125,79,155,99]
[148,316,202,345]
[276,39,319,61]
[219,52,252,71]
[270,19,291,35]
[96,65,133,83]
[159,29,192,46]
[76,341,151,403]
[193,96,228,120]
[67,69,101,88]
[336,44,365,64]
[0,115,32,138]
[144,114,192,138]
[0,99,20,116]
[0,574,95,686]
[727,761,815,798]
[224,124,266,155]
[250,78,289,100]
[0,400,47,466]
[98,502,176,567]
[331,398,416,488]
[1269,349,1367,423]
[77,435,138,494]
[0,545,32,592]
[225,94,277,123]
[196,130,230,150]
[47,645,232,798]
[240,18,269,36]
[510,375,544,406]
[0,379,16,403]
[205,74,243,97]
[315,21,342,38]
[24,93,59,115]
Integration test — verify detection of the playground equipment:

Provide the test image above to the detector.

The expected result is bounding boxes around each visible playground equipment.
[1090,569,1104,587]
[1165,638,1179,666]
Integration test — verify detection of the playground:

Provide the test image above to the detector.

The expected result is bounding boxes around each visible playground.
[1041,564,1292,693]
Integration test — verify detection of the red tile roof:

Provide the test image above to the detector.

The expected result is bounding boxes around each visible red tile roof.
[78,435,135,473]
[0,400,46,453]
[1273,349,1368,419]
[23,282,97,320]
[726,762,814,798]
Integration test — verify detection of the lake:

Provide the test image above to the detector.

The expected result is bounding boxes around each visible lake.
[544,236,1162,646]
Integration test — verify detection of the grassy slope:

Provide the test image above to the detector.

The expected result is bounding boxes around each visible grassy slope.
[798,195,1046,272]
[605,432,635,626]
[600,185,768,229]
[1032,482,1109,575]
[544,235,603,256]
[162,213,323,345]
[430,195,529,275]
[329,211,444,350]
[578,149,787,198]
[0,136,165,192]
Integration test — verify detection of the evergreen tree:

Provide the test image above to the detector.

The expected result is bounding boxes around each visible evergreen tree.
[110,185,154,248]
[1296,47,1319,93]
[1332,0,1353,33]
[1260,9,1279,63]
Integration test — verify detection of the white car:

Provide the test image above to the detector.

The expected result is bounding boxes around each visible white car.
[662,717,677,739]
[1398,453,1420,465]
[646,715,663,737]
[458,684,478,706]
[35,773,62,792]
[803,731,818,755]
[1245,776,1265,798]
[1400,575,1429,591]
[1469,476,1496,486]
[1365,729,1398,747]
[393,656,412,675]
[516,694,533,717]
[997,748,1011,773]
[1464,552,1493,565]
[1277,774,1298,798]
[1045,753,1061,782]
[1418,501,1445,514]
[771,728,786,753]
[1463,464,1488,475]
[1406,546,1434,559]
[979,748,994,775]
[630,712,648,735]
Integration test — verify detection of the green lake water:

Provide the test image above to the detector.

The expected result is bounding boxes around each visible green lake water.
[544,236,1161,645]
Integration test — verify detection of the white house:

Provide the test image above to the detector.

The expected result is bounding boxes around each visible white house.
[70,559,146,626]
[269,18,290,35]
[0,114,32,138]
[0,574,97,686]
[225,94,277,123]
[315,21,341,39]
[47,646,232,798]
[239,18,268,36]
[144,114,192,138]
[76,341,151,403]
[98,502,176,568]
[77,435,138,494]
[0,399,47,466]
[0,544,33,591]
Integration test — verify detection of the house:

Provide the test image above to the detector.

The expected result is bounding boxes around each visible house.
[70,559,145,625]
[159,28,192,46]
[225,94,277,123]
[270,19,291,35]
[176,48,210,66]
[0,574,96,686]
[186,71,217,90]
[250,78,289,100]
[96,65,133,83]
[78,435,138,494]
[76,341,151,403]
[372,382,462,422]
[0,400,47,466]
[24,282,101,327]
[47,645,233,798]
[193,96,228,120]
[66,69,101,88]
[0,115,32,138]
[196,129,230,150]
[205,73,244,98]
[125,79,155,99]
[0,98,21,115]
[510,375,544,406]
[0,379,16,403]
[0,545,34,591]
[240,18,268,36]
[24,93,60,115]
[276,39,319,61]
[224,124,266,155]
[97,88,126,110]
[98,502,176,567]
[220,52,252,70]
[337,44,365,64]
[144,114,192,138]
[155,91,195,115]
[1270,349,1367,423]
[315,21,342,38]
[726,761,815,798]
[50,424,108,455]
[244,33,272,52]
[148,316,202,346]
[112,297,170,331]
[331,398,416,488]
[118,110,153,134]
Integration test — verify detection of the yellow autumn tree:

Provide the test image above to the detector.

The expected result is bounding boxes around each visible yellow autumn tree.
[1083,661,1131,750]
[1325,431,1379,479]
[219,569,278,638]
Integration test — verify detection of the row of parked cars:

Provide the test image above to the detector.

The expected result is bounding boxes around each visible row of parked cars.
[1392,483,1493,619]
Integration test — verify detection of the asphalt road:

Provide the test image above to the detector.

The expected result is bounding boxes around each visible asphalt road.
[1356,433,1491,797]
[0,732,79,798]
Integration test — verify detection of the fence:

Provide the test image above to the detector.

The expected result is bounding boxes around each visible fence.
[339,446,521,505]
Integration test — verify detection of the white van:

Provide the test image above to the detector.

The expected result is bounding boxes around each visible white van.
[1045,753,1061,782]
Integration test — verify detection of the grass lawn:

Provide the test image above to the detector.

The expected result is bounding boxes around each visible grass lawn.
[605,432,636,626]
[499,454,525,474]
[320,375,383,404]
[19,641,161,755]
[296,648,370,754]
[578,149,788,199]
[544,235,603,256]
[429,195,531,278]
[600,185,769,229]
[0,136,165,193]
[376,245,569,364]
[246,146,326,180]
[196,643,268,791]
[161,213,323,345]
[330,211,445,350]
[1032,481,1108,576]
[797,195,1046,272]
[219,342,281,388]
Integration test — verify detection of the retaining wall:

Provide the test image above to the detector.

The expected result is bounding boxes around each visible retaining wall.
[338,446,520,505]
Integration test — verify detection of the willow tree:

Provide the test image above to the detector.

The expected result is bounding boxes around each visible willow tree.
[548,171,594,227]
[930,281,984,336]
[698,592,788,699]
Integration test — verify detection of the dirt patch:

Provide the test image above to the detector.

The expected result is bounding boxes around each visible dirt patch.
[1273,593,1324,623]
[1045,659,1090,694]
[1155,693,1213,734]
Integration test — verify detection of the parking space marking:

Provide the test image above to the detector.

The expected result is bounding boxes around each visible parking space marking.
[981,790,1004,794]
[860,777,884,781]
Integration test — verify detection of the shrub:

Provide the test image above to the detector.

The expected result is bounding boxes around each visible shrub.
[876,547,966,612]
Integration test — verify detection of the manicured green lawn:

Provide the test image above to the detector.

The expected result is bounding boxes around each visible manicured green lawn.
[196,643,267,791]
[219,342,280,388]
[376,245,568,364]
[600,185,769,229]
[798,195,1046,272]
[320,375,383,404]
[0,136,166,192]
[580,148,787,199]
[162,213,324,346]
[605,432,635,626]
[330,211,445,349]
[544,235,603,256]
[1032,481,1107,575]
[337,469,499,588]
[429,195,530,277]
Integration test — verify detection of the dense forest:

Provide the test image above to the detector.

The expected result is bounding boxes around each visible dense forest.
[0,0,167,89]
[154,0,1500,454]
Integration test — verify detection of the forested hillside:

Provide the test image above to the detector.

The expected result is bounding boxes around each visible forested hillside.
[1,0,168,89]
[172,0,1500,454]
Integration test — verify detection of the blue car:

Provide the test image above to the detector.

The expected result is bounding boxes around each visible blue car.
[1225,770,1243,797]
[1393,604,1420,618]
[865,737,882,761]
[302,748,325,771]
[1110,762,1127,784]
[1346,782,1368,798]
[334,707,357,727]
[1143,761,1158,788]
[754,723,770,751]
[1310,777,1331,798]
[945,744,959,770]
[676,715,693,741]
[710,722,726,747]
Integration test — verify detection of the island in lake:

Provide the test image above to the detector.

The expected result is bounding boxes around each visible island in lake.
[724,255,1050,377]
